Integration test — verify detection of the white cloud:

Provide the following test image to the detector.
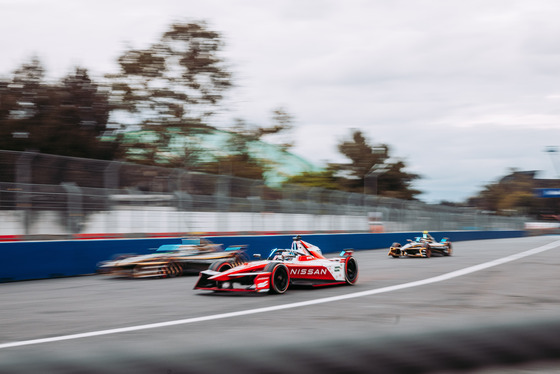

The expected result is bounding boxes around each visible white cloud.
[1,0,560,203]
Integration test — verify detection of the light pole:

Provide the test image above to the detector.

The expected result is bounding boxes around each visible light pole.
[545,146,560,178]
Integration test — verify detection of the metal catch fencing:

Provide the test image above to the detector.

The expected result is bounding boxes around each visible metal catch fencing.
[0,150,525,239]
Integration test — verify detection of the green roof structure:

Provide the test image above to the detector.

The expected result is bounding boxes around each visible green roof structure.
[109,127,322,186]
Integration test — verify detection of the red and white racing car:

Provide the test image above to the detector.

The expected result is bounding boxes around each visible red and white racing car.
[194,235,358,294]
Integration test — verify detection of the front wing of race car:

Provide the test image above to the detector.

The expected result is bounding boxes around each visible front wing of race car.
[194,267,274,293]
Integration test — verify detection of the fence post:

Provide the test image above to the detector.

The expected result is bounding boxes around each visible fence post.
[306,188,321,231]
[216,174,231,232]
[16,151,36,237]
[103,161,121,190]
[103,161,122,235]
[249,181,264,232]
[61,182,83,236]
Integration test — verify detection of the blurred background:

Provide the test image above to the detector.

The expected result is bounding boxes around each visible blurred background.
[1,1,559,239]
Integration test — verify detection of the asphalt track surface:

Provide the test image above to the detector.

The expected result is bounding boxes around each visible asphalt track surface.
[1,235,560,373]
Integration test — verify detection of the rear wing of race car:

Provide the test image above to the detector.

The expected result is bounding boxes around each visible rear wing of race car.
[339,249,354,257]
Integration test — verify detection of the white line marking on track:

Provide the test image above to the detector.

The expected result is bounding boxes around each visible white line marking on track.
[1,239,559,350]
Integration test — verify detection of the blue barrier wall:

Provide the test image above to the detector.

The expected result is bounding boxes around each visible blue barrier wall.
[207,230,526,257]
[0,230,525,282]
[0,238,180,283]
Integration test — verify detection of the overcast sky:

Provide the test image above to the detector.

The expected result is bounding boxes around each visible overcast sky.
[1,0,560,203]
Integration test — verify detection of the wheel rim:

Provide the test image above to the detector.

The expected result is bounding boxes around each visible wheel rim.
[272,265,289,293]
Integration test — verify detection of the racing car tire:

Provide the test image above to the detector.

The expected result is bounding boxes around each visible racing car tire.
[390,243,401,258]
[445,243,453,256]
[167,262,183,277]
[264,262,289,294]
[422,243,432,258]
[344,256,358,284]
[208,260,233,273]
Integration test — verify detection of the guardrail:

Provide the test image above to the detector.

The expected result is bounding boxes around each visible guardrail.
[0,150,525,238]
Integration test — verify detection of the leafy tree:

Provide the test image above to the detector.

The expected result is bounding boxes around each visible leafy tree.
[329,130,420,199]
[105,20,296,179]
[196,108,296,180]
[196,118,268,180]
[106,21,232,167]
[332,130,388,180]
[198,153,266,180]
[108,21,231,121]
[376,159,422,200]
[261,107,294,151]
[467,170,548,216]
[283,129,420,199]
[284,170,339,190]
[0,58,115,159]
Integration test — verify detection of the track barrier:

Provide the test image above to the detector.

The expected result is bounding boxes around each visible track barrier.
[0,230,525,282]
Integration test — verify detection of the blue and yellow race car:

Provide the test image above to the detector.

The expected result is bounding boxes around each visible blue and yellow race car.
[388,231,452,258]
